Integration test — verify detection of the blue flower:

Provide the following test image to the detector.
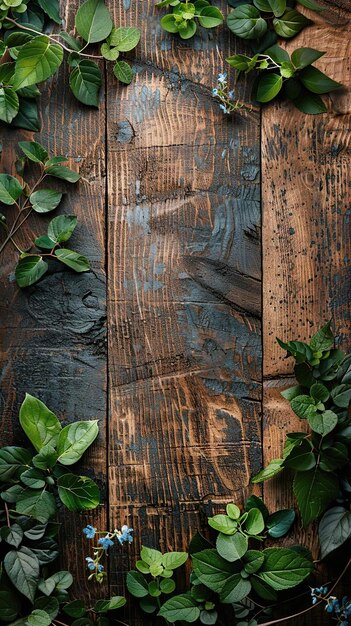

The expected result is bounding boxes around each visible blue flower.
[218,72,227,83]
[85,557,95,571]
[83,525,96,539]
[228,90,235,100]
[98,564,104,572]
[326,598,340,614]
[98,536,114,550]
[212,88,218,96]
[219,104,228,114]
[118,525,134,545]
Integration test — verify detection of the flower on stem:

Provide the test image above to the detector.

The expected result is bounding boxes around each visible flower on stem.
[117,525,134,545]
[98,536,114,550]
[83,525,96,539]
[218,72,227,83]
[85,556,95,571]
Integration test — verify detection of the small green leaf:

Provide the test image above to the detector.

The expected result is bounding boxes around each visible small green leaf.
[208,514,238,535]
[227,5,267,40]
[252,458,284,483]
[310,383,329,403]
[54,249,90,272]
[19,140,48,163]
[331,384,351,408]
[160,14,179,33]
[19,393,62,451]
[45,165,80,182]
[75,0,113,43]
[13,36,63,90]
[273,9,311,38]
[245,508,265,535]
[192,549,240,594]
[16,489,56,523]
[290,394,317,419]
[0,173,23,205]
[56,420,99,465]
[63,601,86,618]
[226,503,241,520]
[140,546,163,565]
[109,26,141,51]
[1,523,23,548]
[113,60,133,85]
[158,594,200,623]
[0,447,31,481]
[100,43,119,61]
[21,468,46,489]
[57,473,100,511]
[126,571,149,598]
[16,255,48,288]
[30,189,63,213]
[26,609,52,626]
[0,87,19,124]
[35,235,56,250]
[245,495,269,519]
[33,596,59,620]
[284,440,316,471]
[48,215,77,243]
[69,60,102,107]
[268,0,286,17]
[198,6,224,28]
[32,444,58,470]
[256,73,283,103]
[310,321,334,351]
[162,551,188,570]
[216,532,248,562]
[160,578,176,594]
[291,47,325,69]
[178,19,197,39]
[257,547,313,590]
[308,410,338,436]
[267,510,295,538]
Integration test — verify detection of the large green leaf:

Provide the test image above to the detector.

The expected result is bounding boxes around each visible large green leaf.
[19,393,62,452]
[26,609,52,626]
[191,549,241,594]
[69,60,102,107]
[19,141,48,163]
[0,87,19,124]
[55,249,90,272]
[4,546,40,602]
[290,395,317,419]
[227,5,267,39]
[267,0,286,16]
[256,73,283,103]
[12,97,41,132]
[75,0,113,43]
[16,489,56,523]
[0,174,23,205]
[37,0,61,23]
[16,255,48,287]
[126,571,149,598]
[331,384,351,408]
[30,189,63,213]
[158,594,200,623]
[293,468,339,526]
[291,47,325,70]
[308,410,338,436]
[293,91,327,114]
[273,9,311,38]
[48,215,77,243]
[0,447,31,481]
[162,552,188,570]
[216,533,248,562]
[256,547,313,590]
[57,473,100,511]
[21,468,46,489]
[319,506,351,559]
[13,36,63,90]
[56,420,99,465]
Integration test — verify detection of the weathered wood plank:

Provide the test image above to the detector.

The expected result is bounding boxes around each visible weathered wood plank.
[0,1,107,600]
[106,1,261,621]
[262,1,351,622]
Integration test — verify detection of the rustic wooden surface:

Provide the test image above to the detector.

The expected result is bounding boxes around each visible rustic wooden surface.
[262,0,351,622]
[0,0,350,623]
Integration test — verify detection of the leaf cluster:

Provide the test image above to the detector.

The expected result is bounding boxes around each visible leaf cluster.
[227,45,342,113]
[252,322,351,560]
[0,0,140,129]
[127,497,312,624]
[0,393,100,625]
[62,595,126,626]
[157,0,224,40]
[0,141,90,288]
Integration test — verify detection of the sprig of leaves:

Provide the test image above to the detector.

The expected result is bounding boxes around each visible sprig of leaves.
[227,45,342,113]
[157,0,224,39]
[252,322,351,560]
[0,141,90,288]
[0,0,140,129]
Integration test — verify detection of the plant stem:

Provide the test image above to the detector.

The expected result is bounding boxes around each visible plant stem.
[4,503,10,527]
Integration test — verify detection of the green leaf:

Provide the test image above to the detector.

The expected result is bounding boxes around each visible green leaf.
[32,445,58,470]
[33,596,59,620]
[12,97,40,132]
[256,73,283,103]
[75,0,113,43]
[310,383,329,403]
[26,609,52,626]
[56,420,99,465]
[268,0,286,16]
[290,394,317,419]
[0,87,19,124]
[21,468,46,489]
[57,473,100,511]
[160,14,179,33]
[308,410,338,436]
[162,551,188,570]
[245,508,265,535]
[192,549,240,594]
[54,249,90,272]
[59,31,82,51]
[30,189,63,213]
[310,321,334,351]
[158,594,200,623]
[63,601,86,618]
[245,495,269,519]
[257,547,313,590]
[291,47,325,69]
[0,589,18,622]
[284,440,316,471]
[19,393,62,452]
[320,443,348,472]
[37,0,61,23]
[18,141,47,163]
[293,468,339,526]
[198,6,224,28]
[267,510,295,538]
[220,575,251,603]
[227,503,241,520]
[293,90,327,114]
[113,60,133,85]
[251,458,284,483]
[160,578,176,594]
[298,0,325,11]
[274,10,311,38]
[95,596,126,612]
[16,489,56,523]
[0,446,31,481]
[13,36,63,90]
[35,235,56,250]
[126,571,149,598]
[4,546,40,602]
[331,384,351,408]
[216,532,248,562]
[1,523,23,548]
[251,577,277,601]
[100,43,120,61]
[243,550,265,574]
[319,506,351,559]
[0,173,23,205]
[45,165,80,182]
[1,484,25,503]
[47,215,77,243]
[69,60,102,107]
[109,26,141,51]
[227,5,267,40]
[208,514,238,535]
[39,571,73,595]
[16,256,48,288]
[140,546,163,565]
[226,54,252,71]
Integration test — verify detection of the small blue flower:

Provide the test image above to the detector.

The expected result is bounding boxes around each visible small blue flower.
[118,525,134,545]
[83,525,96,539]
[212,88,218,96]
[98,536,114,550]
[228,90,235,100]
[219,104,228,114]
[218,72,227,83]
[98,564,104,572]
[312,596,318,605]
[85,557,95,571]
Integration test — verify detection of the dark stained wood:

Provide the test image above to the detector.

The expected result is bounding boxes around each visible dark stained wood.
[106,1,261,621]
[262,1,351,622]
[0,1,107,601]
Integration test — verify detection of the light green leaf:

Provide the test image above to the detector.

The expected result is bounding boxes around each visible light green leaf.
[178,19,197,39]
[57,473,100,511]
[160,14,179,33]
[30,189,63,213]
[0,87,19,124]
[245,508,265,535]
[252,458,284,483]
[216,532,248,562]
[208,514,238,535]
[158,594,200,623]
[293,468,339,526]
[69,60,102,107]
[57,420,99,465]
[4,546,40,602]
[319,506,351,559]
[95,596,126,612]
[227,5,267,40]
[226,503,241,520]
[308,410,338,436]
[32,444,58,470]
[192,549,241,594]
[162,551,188,570]
[13,36,63,90]
[15,255,48,288]
[331,384,351,408]
[290,395,317,419]
[0,173,23,205]
[55,249,90,272]
[37,0,61,23]
[310,383,329,403]
[109,26,141,51]
[256,73,283,103]
[140,546,163,566]
[35,235,56,250]
[19,393,62,452]
[113,60,133,85]
[310,321,334,351]
[257,547,313,590]
[75,0,113,43]
[198,6,224,28]
[21,469,46,489]
[19,140,48,163]
[268,0,286,16]
[100,43,119,61]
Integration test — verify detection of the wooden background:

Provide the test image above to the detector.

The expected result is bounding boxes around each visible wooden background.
[0,0,350,624]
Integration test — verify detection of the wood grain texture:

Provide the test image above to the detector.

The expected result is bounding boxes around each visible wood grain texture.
[262,1,351,622]
[0,1,107,601]
[106,1,261,621]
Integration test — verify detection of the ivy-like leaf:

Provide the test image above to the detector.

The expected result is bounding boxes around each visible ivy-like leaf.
[37,0,61,24]
[15,256,48,288]
[0,174,23,205]
[56,420,99,465]
[273,10,311,38]
[109,26,141,51]
[45,165,80,182]
[192,549,241,594]
[30,189,63,213]
[57,473,100,511]
[19,141,48,164]
[4,546,40,602]
[126,571,149,598]
[69,60,102,107]
[26,609,52,626]
[19,393,62,452]
[55,249,90,272]
[47,215,77,243]
[227,5,267,39]
[256,547,313,590]
[16,489,56,523]
[291,47,325,70]
[216,532,248,562]
[158,594,201,623]
[113,61,133,85]
[13,36,63,90]
[75,0,113,43]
